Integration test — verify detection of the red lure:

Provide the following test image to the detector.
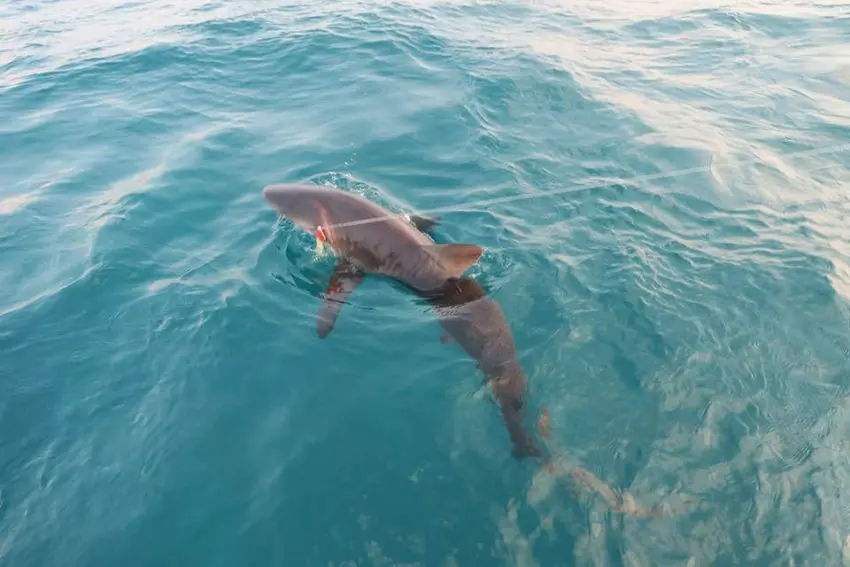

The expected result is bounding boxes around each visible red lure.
[315,226,328,253]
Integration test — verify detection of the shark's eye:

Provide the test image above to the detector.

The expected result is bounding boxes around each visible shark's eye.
[512,397,524,411]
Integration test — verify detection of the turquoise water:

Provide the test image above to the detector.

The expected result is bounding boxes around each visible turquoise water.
[2,1,850,565]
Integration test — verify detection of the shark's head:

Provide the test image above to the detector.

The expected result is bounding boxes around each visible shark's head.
[262,183,333,232]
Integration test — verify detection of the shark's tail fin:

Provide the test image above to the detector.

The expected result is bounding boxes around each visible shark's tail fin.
[535,408,692,518]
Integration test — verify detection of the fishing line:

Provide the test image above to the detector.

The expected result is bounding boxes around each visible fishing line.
[322,141,850,230]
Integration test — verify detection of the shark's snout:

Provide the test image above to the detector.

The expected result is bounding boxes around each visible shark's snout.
[262,183,326,230]
[262,183,298,213]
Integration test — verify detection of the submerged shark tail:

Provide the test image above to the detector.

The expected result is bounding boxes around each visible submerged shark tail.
[534,410,693,517]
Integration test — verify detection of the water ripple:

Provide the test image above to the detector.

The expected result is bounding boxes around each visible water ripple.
[1,1,850,566]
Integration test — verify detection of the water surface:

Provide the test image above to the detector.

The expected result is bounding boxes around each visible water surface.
[2,1,850,565]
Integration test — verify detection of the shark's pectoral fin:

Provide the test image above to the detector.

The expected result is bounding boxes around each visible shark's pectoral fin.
[317,260,365,339]
[407,213,440,233]
[422,243,484,278]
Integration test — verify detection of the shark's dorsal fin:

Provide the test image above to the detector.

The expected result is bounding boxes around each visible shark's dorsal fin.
[316,259,365,338]
[423,244,483,278]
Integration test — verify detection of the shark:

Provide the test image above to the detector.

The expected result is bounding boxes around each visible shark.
[262,182,546,459]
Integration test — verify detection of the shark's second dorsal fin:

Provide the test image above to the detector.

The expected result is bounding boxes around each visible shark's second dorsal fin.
[423,244,483,278]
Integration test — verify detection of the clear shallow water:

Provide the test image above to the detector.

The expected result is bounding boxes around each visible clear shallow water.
[1,1,850,565]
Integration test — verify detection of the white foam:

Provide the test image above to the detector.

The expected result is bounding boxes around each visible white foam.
[0,193,37,215]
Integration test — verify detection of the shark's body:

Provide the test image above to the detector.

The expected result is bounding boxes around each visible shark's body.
[263,183,544,459]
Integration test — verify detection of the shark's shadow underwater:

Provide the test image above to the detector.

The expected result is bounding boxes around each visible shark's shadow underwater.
[263,182,689,517]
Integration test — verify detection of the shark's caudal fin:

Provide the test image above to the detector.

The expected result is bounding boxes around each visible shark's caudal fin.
[536,412,690,517]
[316,259,365,338]
[423,244,483,278]
[407,213,440,233]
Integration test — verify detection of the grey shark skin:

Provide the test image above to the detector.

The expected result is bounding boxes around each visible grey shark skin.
[263,183,544,460]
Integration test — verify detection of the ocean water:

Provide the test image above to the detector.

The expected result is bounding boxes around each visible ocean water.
[2,1,850,565]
